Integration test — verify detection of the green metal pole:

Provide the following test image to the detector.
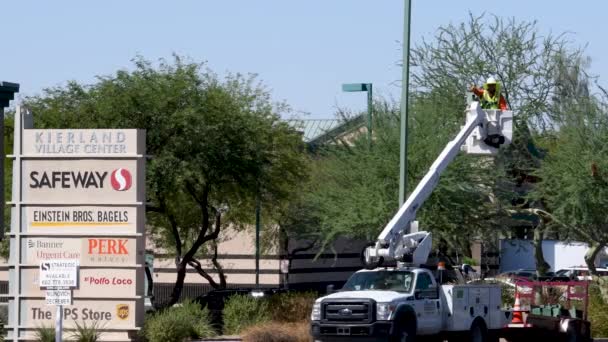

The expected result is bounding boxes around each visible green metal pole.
[367,83,373,147]
[399,0,412,207]
[255,193,260,288]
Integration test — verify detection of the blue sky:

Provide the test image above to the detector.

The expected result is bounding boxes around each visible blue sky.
[2,1,605,119]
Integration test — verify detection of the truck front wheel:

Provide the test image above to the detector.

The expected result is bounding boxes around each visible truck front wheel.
[391,318,416,342]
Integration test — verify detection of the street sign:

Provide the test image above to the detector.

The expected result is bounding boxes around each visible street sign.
[39,260,79,288]
[45,289,72,306]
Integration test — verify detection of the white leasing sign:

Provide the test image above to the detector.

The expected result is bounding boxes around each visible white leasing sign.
[45,289,72,306]
[39,259,79,288]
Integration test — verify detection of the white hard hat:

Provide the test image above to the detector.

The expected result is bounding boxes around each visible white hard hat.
[486,77,497,84]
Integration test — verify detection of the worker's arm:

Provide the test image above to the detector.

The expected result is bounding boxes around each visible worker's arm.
[499,95,508,111]
[470,86,484,98]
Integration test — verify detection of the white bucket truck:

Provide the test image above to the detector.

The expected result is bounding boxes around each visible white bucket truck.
[310,101,514,342]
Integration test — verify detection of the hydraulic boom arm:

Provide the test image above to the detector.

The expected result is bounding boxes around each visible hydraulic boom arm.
[362,101,513,268]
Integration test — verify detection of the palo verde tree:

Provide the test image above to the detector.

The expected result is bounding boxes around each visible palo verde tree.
[409,13,591,274]
[24,56,308,306]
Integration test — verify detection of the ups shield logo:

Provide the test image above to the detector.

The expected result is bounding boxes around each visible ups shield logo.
[116,304,129,320]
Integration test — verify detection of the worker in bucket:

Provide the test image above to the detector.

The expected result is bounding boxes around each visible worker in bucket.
[470,77,508,111]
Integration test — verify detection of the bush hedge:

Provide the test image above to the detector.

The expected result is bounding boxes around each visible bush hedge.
[143,300,215,342]
[268,291,317,323]
[222,294,271,335]
[241,321,312,342]
[588,284,608,338]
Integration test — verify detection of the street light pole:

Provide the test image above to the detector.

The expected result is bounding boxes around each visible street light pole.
[399,0,412,207]
[255,192,260,288]
[0,82,19,240]
[342,83,373,147]
[366,83,373,145]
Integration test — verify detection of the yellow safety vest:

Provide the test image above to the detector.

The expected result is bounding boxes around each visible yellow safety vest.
[481,90,500,110]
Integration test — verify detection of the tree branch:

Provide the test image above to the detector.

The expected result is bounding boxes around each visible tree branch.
[188,258,220,289]
[211,239,227,289]
[209,211,227,288]
[158,196,182,263]
[183,183,222,262]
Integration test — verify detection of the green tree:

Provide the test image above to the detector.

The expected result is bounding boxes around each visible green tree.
[409,13,590,273]
[302,97,504,261]
[24,56,308,306]
[533,94,608,275]
[296,14,591,273]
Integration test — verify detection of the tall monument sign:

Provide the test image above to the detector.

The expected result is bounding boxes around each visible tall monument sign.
[5,107,146,341]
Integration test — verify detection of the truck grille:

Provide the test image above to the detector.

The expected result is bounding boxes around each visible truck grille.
[322,299,374,323]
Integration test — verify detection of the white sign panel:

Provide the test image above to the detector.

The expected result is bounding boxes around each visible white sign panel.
[22,159,139,204]
[23,129,142,156]
[21,299,136,328]
[45,289,72,306]
[39,259,79,288]
[25,238,138,266]
[22,206,139,234]
[21,268,138,298]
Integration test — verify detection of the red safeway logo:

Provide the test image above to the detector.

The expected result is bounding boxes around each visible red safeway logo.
[111,168,132,191]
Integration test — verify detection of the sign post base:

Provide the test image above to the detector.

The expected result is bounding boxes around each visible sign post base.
[55,304,62,342]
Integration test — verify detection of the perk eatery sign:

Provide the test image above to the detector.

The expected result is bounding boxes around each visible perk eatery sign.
[23,237,137,266]
[6,120,145,342]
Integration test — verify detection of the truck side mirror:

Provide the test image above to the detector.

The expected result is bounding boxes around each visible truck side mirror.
[326,284,335,294]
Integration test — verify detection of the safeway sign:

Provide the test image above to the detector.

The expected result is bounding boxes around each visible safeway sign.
[39,259,78,288]
[22,159,138,204]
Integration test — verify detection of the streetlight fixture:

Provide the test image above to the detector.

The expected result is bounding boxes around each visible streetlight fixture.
[0,81,19,239]
[342,83,373,146]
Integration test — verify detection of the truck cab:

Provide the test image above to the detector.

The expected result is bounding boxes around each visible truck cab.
[311,267,446,341]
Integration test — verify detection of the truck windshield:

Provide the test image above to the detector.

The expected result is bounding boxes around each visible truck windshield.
[342,271,414,293]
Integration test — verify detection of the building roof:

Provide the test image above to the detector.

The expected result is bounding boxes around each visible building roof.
[287,114,365,146]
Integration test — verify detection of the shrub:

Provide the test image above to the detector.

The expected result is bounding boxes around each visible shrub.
[174,300,216,338]
[501,283,515,309]
[588,285,608,338]
[69,320,103,342]
[144,312,190,342]
[143,300,215,342]
[223,294,270,335]
[268,291,317,323]
[241,321,312,342]
[461,257,478,266]
[34,325,55,342]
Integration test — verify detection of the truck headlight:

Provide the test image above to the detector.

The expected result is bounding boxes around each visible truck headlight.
[311,302,321,321]
[376,302,395,321]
